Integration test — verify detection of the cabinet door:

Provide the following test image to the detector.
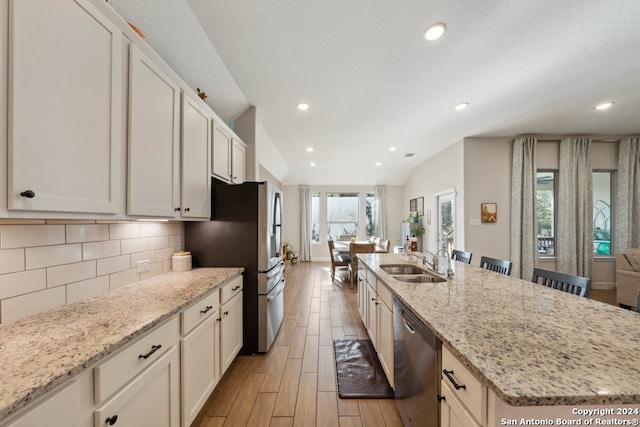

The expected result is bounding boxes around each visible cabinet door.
[8,0,122,214]
[212,121,231,182]
[95,346,180,427]
[181,93,211,219]
[378,300,394,388]
[231,139,245,183]
[366,283,378,349]
[181,313,220,427]
[220,291,243,375]
[357,271,366,324]
[127,44,180,217]
[440,381,481,427]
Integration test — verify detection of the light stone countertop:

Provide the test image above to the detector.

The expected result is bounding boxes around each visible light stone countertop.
[0,267,243,420]
[359,253,640,406]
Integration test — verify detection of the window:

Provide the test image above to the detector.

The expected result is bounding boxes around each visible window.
[536,171,556,255]
[327,192,358,240]
[365,192,375,239]
[593,171,613,255]
[311,192,320,243]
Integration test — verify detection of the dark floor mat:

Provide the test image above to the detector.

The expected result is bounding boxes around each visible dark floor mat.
[333,339,394,399]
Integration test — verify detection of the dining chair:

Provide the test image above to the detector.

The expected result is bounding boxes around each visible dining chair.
[479,256,512,276]
[328,239,350,282]
[348,242,375,285]
[451,249,472,264]
[379,239,390,253]
[531,267,592,298]
[634,289,639,313]
[338,234,355,241]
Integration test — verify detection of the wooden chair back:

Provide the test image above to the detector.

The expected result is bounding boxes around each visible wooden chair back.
[479,256,512,276]
[531,267,591,298]
[635,289,640,313]
[348,242,375,284]
[451,249,472,264]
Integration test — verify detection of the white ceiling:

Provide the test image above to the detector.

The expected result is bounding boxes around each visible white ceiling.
[183,0,640,185]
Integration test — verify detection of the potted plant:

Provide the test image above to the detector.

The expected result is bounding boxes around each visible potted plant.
[284,242,298,263]
[406,212,425,238]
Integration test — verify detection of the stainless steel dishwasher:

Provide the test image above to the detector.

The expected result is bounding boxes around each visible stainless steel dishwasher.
[393,296,441,426]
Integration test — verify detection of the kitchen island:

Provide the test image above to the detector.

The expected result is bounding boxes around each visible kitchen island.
[359,253,640,424]
[0,267,243,423]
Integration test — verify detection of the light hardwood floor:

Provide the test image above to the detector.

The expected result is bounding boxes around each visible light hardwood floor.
[195,262,619,427]
[196,261,403,427]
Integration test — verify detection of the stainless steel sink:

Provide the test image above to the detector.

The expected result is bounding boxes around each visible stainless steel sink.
[391,274,446,283]
[380,264,428,275]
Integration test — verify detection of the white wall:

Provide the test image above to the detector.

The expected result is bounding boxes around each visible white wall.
[282,185,404,261]
[403,141,465,253]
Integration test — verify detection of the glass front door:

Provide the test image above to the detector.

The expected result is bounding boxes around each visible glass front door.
[437,191,455,254]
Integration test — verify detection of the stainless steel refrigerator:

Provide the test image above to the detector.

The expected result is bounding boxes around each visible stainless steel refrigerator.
[184,180,285,354]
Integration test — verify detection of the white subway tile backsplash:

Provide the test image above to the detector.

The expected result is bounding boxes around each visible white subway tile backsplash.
[140,223,164,237]
[148,236,169,250]
[66,224,109,243]
[1,225,65,249]
[0,249,25,274]
[97,255,131,276]
[0,220,184,324]
[26,244,82,270]
[47,261,96,288]
[109,268,138,290]
[121,237,148,254]
[1,287,66,323]
[109,223,140,240]
[66,276,109,304]
[83,240,120,261]
[0,269,46,300]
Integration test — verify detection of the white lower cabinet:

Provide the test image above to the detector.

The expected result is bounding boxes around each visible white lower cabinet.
[95,346,180,427]
[366,281,378,349]
[180,290,221,427]
[440,380,481,427]
[220,286,243,375]
[3,370,94,427]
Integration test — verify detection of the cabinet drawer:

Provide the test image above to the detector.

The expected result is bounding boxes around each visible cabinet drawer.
[365,268,377,292]
[377,282,392,309]
[95,316,180,404]
[441,379,482,427]
[442,345,486,425]
[182,289,220,335]
[221,276,243,305]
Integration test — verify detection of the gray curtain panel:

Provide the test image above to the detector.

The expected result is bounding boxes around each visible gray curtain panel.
[374,186,388,239]
[615,137,640,252]
[557,137,593,277]
[299,186,311,261]
[510,137,537,279]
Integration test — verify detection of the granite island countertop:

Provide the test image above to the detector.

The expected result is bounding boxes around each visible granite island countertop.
[0,267,243,421]
[359,253,640,407]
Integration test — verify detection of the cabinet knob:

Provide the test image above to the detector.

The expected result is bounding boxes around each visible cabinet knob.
[184,207,190,212]
[224,311,229,316]
[105,415,118,425]
[175,207,181,212]
[437,394,446,402]
[20,190,36,198]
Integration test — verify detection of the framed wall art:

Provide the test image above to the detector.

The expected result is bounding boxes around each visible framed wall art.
[481,202,497,223]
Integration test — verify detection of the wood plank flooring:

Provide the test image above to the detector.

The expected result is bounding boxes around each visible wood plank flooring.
[196,262,403,427]
[195,262,619,427]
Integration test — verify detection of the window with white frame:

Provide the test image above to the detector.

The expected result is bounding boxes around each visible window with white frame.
[327,192,359,240]
[536,171,556,255]
[311,192,320,243]
[593,171,614,255]
[365,192,375,239]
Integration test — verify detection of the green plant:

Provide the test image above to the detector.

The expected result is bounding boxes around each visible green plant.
[406,212,425,238]
[284,242,295,259]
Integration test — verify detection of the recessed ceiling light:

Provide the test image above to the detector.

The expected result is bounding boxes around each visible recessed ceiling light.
[424,23,447,41]
[389,147,397,152]
[454,103,469,110]
[306,147,314,152]
[595,102,613,110]
[297,103,310,111]
[376,162,382,166]
[310,162,316,167]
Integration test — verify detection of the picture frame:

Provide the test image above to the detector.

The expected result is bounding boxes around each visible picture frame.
[409,197,425,216]
[409,198,417,213]
[481,202,497,223]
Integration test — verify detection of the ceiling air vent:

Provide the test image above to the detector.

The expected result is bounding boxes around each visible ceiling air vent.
[404,153,415,157]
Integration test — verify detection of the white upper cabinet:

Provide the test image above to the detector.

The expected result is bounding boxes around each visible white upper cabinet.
[231,139,246,184]
[8,0,122,214]
[181,93,211,219]
[212,121,232,182]
[127,44,180,218]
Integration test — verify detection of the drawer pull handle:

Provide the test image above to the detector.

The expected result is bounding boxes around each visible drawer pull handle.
[105,415,118,425]
[139,344,162,359]
[232,285,241,291]
[443,369,466,390]
[200,305,213,314]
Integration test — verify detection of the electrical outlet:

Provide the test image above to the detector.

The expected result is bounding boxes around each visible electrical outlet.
[136,260,150,273]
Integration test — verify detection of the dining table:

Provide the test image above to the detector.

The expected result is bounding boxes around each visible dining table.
[334,240,387,254]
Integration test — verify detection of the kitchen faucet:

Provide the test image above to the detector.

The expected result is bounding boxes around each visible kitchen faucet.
[407,251,438,271]
[436,249,454,278]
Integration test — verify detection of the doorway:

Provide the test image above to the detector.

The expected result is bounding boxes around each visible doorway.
[437,190,456,254]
